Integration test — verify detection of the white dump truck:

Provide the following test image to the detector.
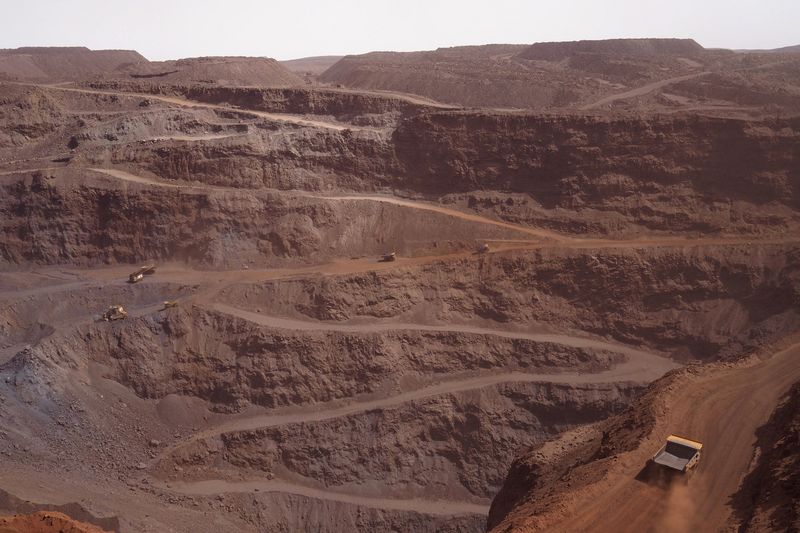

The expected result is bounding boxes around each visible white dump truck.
[652,435,703,473]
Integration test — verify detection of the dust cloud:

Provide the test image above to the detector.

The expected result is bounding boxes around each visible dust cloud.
[658,482,696,532]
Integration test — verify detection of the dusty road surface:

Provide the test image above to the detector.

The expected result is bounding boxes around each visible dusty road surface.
[541,340,800,532]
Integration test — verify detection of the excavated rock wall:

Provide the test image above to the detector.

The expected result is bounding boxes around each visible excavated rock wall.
[731,381,800,532]
[0,170,522,267]
[35,307,619,411]
[172,382,639,498]
[223,245,800,359]
[392,112,800,208]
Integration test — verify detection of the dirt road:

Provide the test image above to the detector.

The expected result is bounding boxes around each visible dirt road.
[67,167,800,251]
[160,364,673,462]
[307,193,563,240]
[212,303,673,369]
[87,167,237,193]
[580,72,710,110]
[20,83,378,133]
[162,478,489,516]
[544,340,800,532]
[5,166,798,252]
[145,133,243,142]
[154,303,676,470]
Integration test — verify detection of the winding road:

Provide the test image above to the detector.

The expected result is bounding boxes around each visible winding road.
[153,303,677,517]
[23,167,795,252]
[151,303,677,504]
[541,340,800,532]
[212,303,673,370]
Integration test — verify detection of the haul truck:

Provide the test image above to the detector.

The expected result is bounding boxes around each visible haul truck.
[128,265,156,283]
[652,435,703,473]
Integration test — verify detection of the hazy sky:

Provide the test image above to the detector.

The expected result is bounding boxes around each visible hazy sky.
[2,0,798,61]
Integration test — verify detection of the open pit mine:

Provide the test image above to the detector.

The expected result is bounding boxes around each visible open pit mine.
[0,40,799,532]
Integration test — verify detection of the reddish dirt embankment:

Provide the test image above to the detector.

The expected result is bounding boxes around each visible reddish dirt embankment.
[0,489,119,533]
[0,512,111,533]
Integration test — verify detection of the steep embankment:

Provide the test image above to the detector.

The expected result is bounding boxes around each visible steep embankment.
[0,512,111,533]
[33,303,627,411]
[84,79,437,119]
[83,85,800,234]
[0,487,119,532]
[0,168,543,267]
[221,245,800,359]
[3,82,799,247]
[94,106,800,236]
[730,381,800,531]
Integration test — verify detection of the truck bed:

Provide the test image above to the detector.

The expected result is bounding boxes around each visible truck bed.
[653,441,699,472]
[653,450,691,471]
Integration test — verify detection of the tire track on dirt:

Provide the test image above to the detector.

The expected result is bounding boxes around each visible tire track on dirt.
[161,478,490,516]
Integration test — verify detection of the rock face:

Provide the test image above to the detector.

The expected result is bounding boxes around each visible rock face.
[2,82,799,268]
[224,246,800,359]
[731,382,800,532]
[45,307,617,409]
[486,369,673,531]
[392,112,800,211]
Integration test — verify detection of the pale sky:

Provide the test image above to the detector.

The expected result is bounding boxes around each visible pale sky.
[1,0,798,61]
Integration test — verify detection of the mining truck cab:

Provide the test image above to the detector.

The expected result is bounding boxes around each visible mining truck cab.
[102,305,128,321]
[652,435,702,473]
[477,243,490,254]
[380,252,397,262]
[162,300,179,310]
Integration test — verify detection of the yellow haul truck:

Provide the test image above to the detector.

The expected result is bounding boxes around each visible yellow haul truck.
[652,435,703,473]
